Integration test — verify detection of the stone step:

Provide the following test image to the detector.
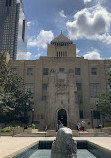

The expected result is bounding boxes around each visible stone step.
[78,132,109,137]
[14,132,47,137]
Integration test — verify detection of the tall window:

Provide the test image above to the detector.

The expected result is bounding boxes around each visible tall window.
[107,83,111,90]
[91,68,97,75]
[75,68,80,75]
[42,96,47,101]
[43,68,49,75]
[6,0,11,6]
[76,83,82,91]
[42,83,48,90]
[79,111,83,119]
[27,68,33,75]
[107,67,111,72]
[59,68,64,72]
[93,111,100,119]
[22,20,25,42]
[90,83,99,98]
[25,83,34,93]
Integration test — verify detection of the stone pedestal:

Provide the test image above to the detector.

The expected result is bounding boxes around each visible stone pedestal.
[51,127,77,158]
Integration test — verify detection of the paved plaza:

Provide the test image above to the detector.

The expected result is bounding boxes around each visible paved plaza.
[0,136,111,158]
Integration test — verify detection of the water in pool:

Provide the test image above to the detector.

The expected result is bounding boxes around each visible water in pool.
[30,149,96,158]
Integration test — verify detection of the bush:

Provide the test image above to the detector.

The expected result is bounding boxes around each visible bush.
[13,126,23,129]
[28,127,32,129]
[1,127,12,132]
[32,123,35,129]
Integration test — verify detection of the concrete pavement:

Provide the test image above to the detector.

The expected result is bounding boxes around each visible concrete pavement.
[0,136,111,158]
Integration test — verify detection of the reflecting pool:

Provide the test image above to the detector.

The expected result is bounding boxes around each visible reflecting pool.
[30,149,96,158]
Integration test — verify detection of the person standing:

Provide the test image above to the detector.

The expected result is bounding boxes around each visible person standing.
[76,121,81,131]
[81,120,86,131]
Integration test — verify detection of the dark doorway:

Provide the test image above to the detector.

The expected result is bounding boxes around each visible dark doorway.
[58,109,67,126]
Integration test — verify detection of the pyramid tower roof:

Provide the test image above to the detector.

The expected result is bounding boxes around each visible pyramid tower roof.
[51,33,73,43]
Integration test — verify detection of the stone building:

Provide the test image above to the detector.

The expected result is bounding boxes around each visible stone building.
[0,0,27,60]
[9,33,111,130]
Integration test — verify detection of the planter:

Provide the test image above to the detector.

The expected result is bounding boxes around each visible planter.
[24,129,32,133]
[1,131,13,136]
[46,130,57,137]
[31,129,38,133]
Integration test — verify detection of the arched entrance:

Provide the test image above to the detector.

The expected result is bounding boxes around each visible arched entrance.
[58,109,67,126]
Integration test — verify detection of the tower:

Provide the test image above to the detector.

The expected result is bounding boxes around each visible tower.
[0,0,27,60]
[46,33,79,129]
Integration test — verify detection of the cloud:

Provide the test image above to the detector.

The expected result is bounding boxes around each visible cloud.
[27,52,32,60]
[34,53,42,59]
[76,48,80,54]
[59,10,67,18]
[84,50,101,59]
[66,4,111,44]
[83,0,92,4]
[27,21,31,27]
[28,30,54,49]
[17,52,32,60]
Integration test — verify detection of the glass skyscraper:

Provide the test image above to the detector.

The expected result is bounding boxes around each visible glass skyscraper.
[0,0,27,60]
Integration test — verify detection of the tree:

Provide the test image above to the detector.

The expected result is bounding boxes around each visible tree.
[99,72,111,118]
[0,52,33,125]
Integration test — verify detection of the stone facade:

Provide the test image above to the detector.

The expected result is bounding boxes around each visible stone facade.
[9,33,111,130]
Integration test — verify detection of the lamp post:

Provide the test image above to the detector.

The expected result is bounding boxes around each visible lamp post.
[96,101,99,127]
[32,108,34,124]
[91,108,93,129]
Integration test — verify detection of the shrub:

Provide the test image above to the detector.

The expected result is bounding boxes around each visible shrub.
[13,126,23,129]
[32,123,35,129]
[28,127,32,129]
[1,127,12,132]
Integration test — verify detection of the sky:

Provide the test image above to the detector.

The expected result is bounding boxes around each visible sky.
[23,0,111,60]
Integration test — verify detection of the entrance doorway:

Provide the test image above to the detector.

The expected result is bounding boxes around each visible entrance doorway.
[58,109,67,126]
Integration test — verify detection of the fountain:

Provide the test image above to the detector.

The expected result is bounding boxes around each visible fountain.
[51,127,77,158]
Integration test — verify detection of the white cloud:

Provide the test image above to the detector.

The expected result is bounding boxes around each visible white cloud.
[28,30,54,49]
[17,52,32,60]
[76,48,80,54]
[27,52,32,60]
[66,4,111,44]
[83,0,92,4]
[84,50,101,60]
[59,10,67,18]
[34,53,42,59]
[27,21,31,27]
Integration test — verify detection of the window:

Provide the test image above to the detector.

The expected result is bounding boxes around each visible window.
[42,83,48,90]
[25,83,34,93]
[27,68,33,75]
[59,68,64,72]
[93,111,100,119]
[107,83,111,90]
[22,20,25,42]
[91,68,97,75]
[42,96,47,101]
[11,68,17,75]
[76,83,82,91]
[75,93,82,104]
[58,79,65,85]
[6,0,11,6]
[107,67,111,72]
[57,52,58,57]
[79,111,83,119]
[43,68,49,75]
[75,68,80,75]
[90,83,99,98]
